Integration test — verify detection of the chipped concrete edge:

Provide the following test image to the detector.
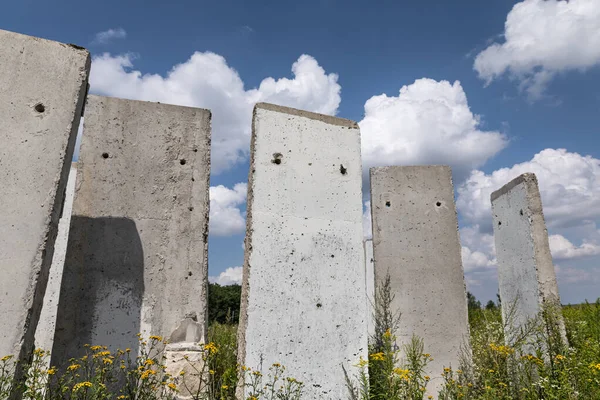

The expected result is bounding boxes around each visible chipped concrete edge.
[235,105,260,398]
[255,102,358,129]
[87,94,212,114]
[490,173,536,202]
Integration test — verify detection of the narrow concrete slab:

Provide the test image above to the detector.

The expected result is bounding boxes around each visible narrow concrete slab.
[0,29,89,365]
[364,239,375,337]
[491,173,565,347]
[51,96,211,366]
[238,103,367,399]
[370,166,470,397]
[35,164,78,353]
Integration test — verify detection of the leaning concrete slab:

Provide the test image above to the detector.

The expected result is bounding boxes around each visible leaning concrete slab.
[370,166,470,397]
[35,164,78,353]
[51,96,211,367]
[238,103,367,399]
[491,173,565,348]
[364,240,375,337]
[0,29,90,366]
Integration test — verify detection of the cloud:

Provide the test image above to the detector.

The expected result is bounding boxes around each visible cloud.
[474,0,600,99]
[362,201,372,239]
[359,78,508,180]
[555,265,600,285]
[209,183,247,236]
[209,266,243,286]
[457,148,600,231]
[549,234,600,260]
[89,52,340,174]
[93,28,127,45]
[460,225,496,272]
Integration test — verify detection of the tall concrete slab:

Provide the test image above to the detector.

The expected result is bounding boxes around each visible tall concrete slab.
[370,166,470,397]
[51,96,211,366]
[491,173,565,347]
[0,30,90,364]
[35,164,78,352]
[364,240,375,337]
[238,103,367,399]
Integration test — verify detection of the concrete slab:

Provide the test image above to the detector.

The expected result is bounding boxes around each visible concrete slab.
[238,103,367,399]
[0,29,89,364]
[51,96,211,366]
[365,240,375,337]
[35,164,78,352]
[491,173,565,347]
[370,166,470,397]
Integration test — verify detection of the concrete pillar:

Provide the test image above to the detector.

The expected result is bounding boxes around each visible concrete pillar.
[370,166,470,397]
[51,96,211,368]
[365,239,375,337]
[0,29,90,366]
[35,164,78,353]
[491,173,565,348]
[238,103,367,399]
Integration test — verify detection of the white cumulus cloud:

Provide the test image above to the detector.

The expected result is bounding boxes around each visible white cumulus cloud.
[457,148,600,230]
[474,0,600,99]
[93,28,127,45]
[209,266,243,286]
[359,78,508,180]
[89,52,340,173]
[549,234,600,260]
[209,183,247,236]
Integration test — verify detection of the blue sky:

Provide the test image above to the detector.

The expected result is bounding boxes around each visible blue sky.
[4,0,600,304]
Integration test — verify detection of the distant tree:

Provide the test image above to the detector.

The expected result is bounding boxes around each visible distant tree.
[485,300,497,310]
[467,291,482,311]
[208,283,241,325]
[497,292,502,308]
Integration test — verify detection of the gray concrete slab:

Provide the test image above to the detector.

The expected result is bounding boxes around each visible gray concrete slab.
[0,29,89,365]
[491,173,565,347]
[370,166,470,397]
[51,96,211,366]
[35,164,78,353]
[238,103,367,399]
[365,240,375,337]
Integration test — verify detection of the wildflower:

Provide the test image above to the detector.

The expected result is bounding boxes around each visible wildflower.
[73,381,93,392]
[68,364,80,371]
[272,363,281,368]
[204,342,218,355]
[47,367,57,375]
[252,370,262,377]
[424,375,430,381]
[393,368,410,377]
[168,383,177,390]
[140,369,156,380]
[126,348,131,353]
[149,335,163,341]
[428,397,433,399]
[97,351,111,357]
[145,359,155,366]
[369,352,385,361]
[118,396,127,399]
[103,357,113,365]
[1,355,13,362]
[355,357,368,368]
[179,371,186,376]
[383,329,392,339]
[241,365,250,371]
[209,369,215,375]
[222,385,229,390]
[90,345,102,351]
[444,367,451,373]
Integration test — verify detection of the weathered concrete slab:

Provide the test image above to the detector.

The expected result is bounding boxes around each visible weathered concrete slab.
[364,239,375,337]
[35,164,78,352]
[51,96,211,366]
[491,173,565,347]
[370,166,470,397]
[238,103,367,399]
[0,29,90,364]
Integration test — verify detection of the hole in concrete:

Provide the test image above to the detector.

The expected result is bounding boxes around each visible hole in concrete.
[316,303,322,308]
[102,152,109,159]
[34,103,45,113]
[340,164,347,175]
[436,201,442,207]
[188,271,193,276]
[385,201,391,207]
[520,209,524,216]
[331,254,335,258]
[180,159,187,165]
[189,207,194,211]
[271,153,283,165]
[193,148,198,153]
[498,221,502,226]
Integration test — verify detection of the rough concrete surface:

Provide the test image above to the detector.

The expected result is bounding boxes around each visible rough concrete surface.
[364,240,375,337]
[0,29,90,364]
[51,95,211,366]
[35,164,78,353]
[238,103,367,399]
[370,166,470,397]
[491,173,565,347]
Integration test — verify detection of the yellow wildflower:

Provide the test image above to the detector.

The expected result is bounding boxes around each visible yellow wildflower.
[222,385,229,390]
[355,357,368,368]
[145,359,155,366]
[90,345,102,351]
[103,358,113,365]
[369,352,385,361]
[424,375,430,381]
[149,335,163,341]
[73,381,93,392]
[67,364,81,371]
[168,383,177,390]
[47,367,57,375]
[1,355,13,362]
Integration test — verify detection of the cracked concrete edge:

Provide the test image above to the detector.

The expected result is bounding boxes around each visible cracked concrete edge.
[254,103,359,129]
[490,173,536,202]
